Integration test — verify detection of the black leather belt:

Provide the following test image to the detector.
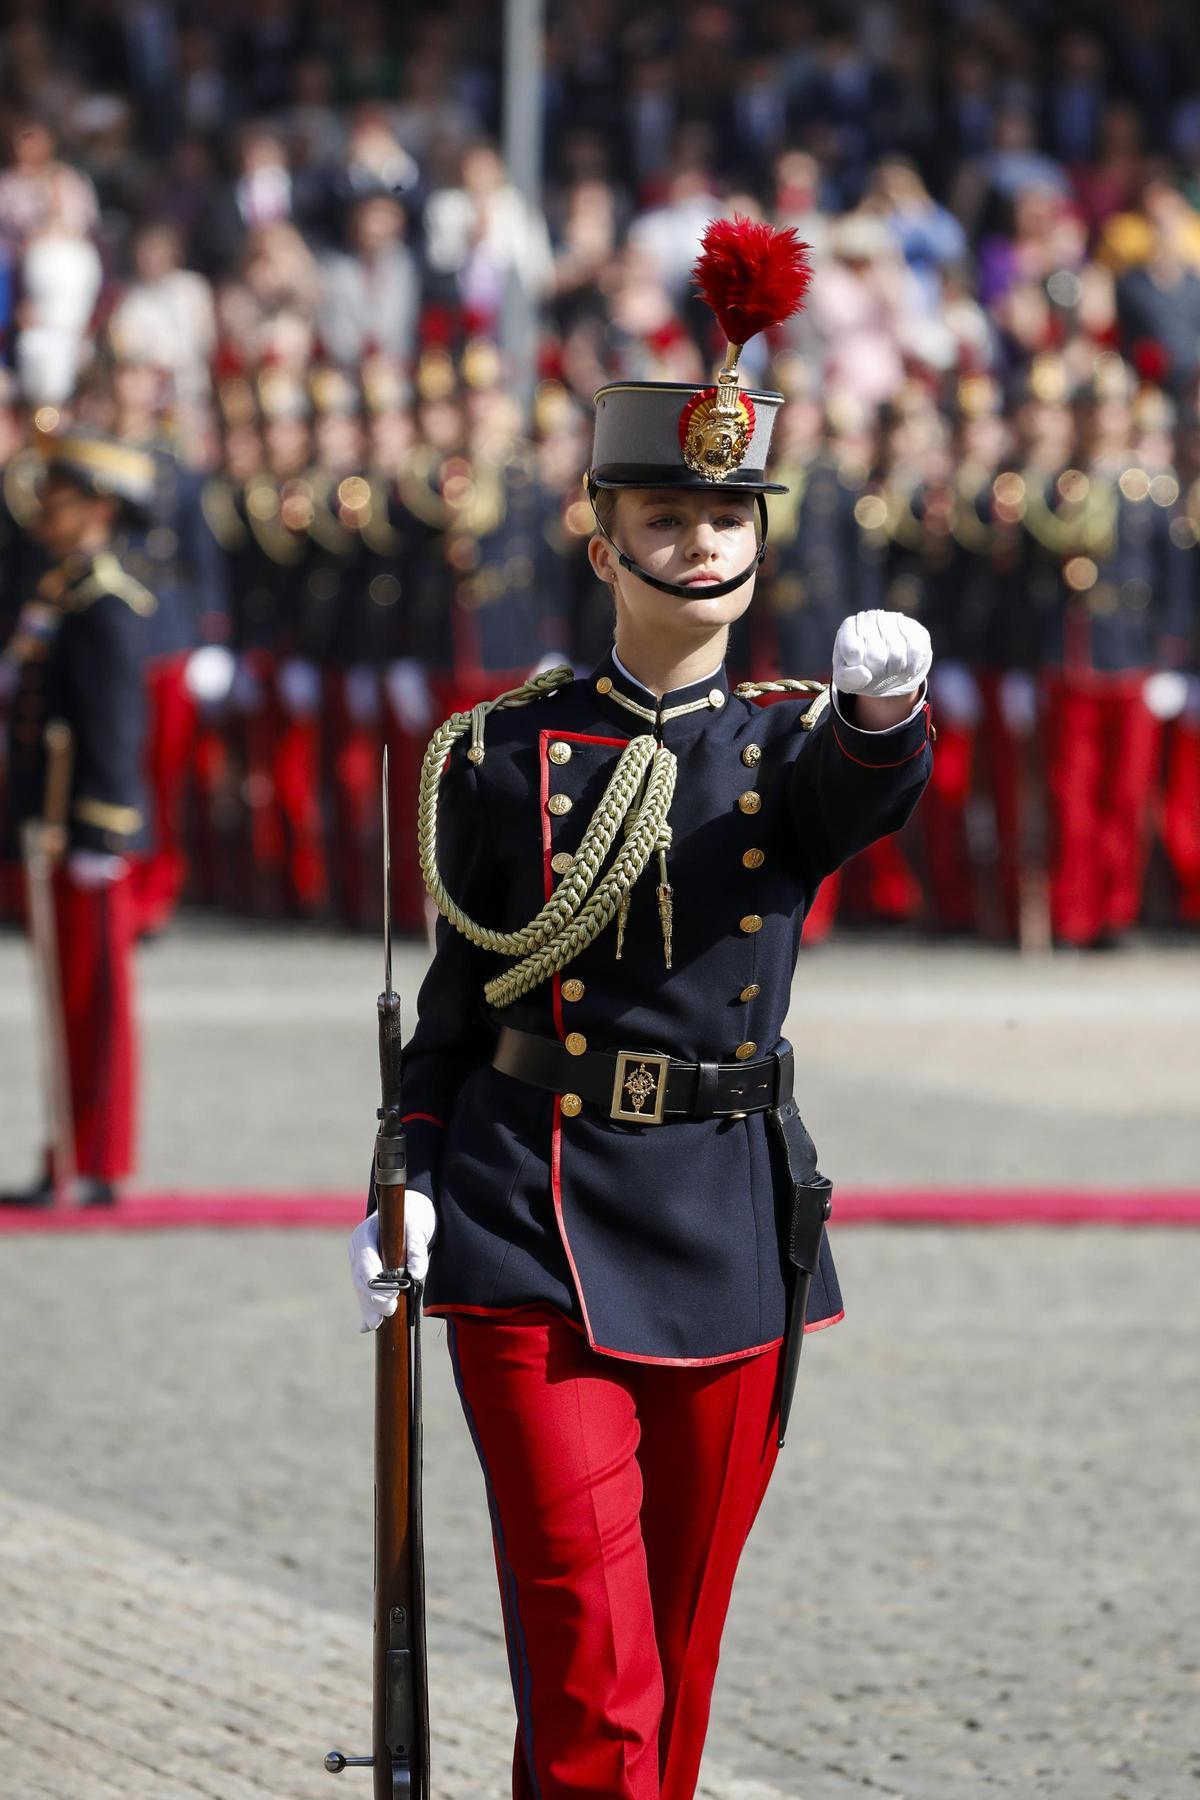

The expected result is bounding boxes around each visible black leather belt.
[493,1025,794,1125]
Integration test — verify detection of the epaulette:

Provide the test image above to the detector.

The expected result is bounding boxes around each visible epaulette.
[3,447,43,529]
[734,678,829,730]
[200,477,249,550]
[445,665,574,768]
[66,552,156,616]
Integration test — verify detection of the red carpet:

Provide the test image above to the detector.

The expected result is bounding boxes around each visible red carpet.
[1,1189,1199,1233]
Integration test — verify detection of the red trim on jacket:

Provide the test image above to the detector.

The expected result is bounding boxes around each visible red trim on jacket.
[402,1111,445,1128]
[831,702,931,769]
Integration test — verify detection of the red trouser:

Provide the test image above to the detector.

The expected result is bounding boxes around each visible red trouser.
[1043,674,1162,944]
[920,717,976,931]
[52,866,138,1180]
[1162,714,1200,924]
[447,1310,782,1800]
[132,654,197,936]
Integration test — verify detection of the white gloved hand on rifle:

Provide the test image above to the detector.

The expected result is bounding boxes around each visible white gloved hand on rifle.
[832,610,932,699]
[347,1193,437,1333]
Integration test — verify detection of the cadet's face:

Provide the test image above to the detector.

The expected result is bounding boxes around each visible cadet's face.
[590,488,758,637]
[36,479,112,558]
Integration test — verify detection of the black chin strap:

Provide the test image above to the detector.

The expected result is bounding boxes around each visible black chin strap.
[586,482,770,600]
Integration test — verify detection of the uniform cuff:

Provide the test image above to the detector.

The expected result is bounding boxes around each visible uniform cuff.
[831,680,927,733]
[829,686,931,768]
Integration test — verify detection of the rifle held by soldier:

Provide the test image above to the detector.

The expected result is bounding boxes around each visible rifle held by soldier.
[327,750,430,1796]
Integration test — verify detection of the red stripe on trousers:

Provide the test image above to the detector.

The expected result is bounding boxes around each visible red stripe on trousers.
[52,866,138,1180]
[448,1308,782,1800]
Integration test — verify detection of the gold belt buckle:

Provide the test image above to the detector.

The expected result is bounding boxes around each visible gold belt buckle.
[611,1051,671,1125]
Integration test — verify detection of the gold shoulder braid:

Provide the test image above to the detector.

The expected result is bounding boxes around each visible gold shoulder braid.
[419,666,678,1008]
[734,678,830,729]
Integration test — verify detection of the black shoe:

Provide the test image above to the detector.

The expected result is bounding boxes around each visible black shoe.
[78,1179,117,1208]
[0,1175,56,1209]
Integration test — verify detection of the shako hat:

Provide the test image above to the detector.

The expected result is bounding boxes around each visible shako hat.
[588,216,812,599]
[40,426,157,515]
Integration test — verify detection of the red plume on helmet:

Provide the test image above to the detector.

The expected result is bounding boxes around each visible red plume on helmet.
[692,215,813,349]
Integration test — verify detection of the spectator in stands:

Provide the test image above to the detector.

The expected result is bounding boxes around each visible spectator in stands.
[216,221,320,369]
[10,161,103,405]
[625,156,723,298]
[317,192,419,366]
[0,115,98,256]
[206,123,296,272]
[806,211,914,410]
[424,140,553,335]
[863,155,967,311]
[108,219,217,418]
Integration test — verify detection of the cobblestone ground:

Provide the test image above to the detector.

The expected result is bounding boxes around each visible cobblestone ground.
[1,924,1198,1799]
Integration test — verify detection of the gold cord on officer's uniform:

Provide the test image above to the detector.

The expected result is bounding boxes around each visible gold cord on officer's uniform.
[419,667,677,1007]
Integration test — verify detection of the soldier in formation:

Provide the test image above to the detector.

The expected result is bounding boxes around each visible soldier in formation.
[0,429,158,1208]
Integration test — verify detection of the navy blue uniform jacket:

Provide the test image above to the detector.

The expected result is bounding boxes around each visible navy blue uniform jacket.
[3,551,154,860]
[403,648,932,1366]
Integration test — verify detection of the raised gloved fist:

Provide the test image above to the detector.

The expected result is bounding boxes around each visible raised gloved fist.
[347,1192,437,1333]
[832,611,933,699]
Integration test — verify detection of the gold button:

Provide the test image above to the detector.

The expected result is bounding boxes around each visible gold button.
[741,743,762,767]
[565,1031,587,1056]
[548,793,573,816]
[735,1041,758,1060]
[596,675,613,694]
[740,914,763,934]
[561,1093,582,1117]
[467,745,484,764]
[742,847,765,870]
[737,791,761,815]
[561,978,585,1002]
[739,983,761,1002]
[708,688,725,708]
[549,740,572,765]
[551,851,575,875]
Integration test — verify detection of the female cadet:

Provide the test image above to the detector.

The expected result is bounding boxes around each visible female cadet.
[349,221,934,1800]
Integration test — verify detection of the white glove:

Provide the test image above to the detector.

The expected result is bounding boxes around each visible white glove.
[1142,671,1188,722]
[833,610,933,699]
[930,659,983,729]
[385,659,434,734]
[277,657,322,718]
[344,663,383,727]
[185,644,237,705]
[347,1192,437,1333]
[67,848,128,887]
[998,671,1038,738]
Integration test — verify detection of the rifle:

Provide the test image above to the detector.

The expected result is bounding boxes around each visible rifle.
[327,750,430,1797]
[20,718,76,1203]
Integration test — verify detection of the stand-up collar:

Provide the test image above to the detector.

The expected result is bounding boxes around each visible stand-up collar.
[589,645,732,738]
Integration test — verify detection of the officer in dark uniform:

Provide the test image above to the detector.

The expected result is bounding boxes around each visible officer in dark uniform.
[243,368,328,918]
[0,429,158,1207]
[106,350,233,934]
[305,364,386,929]
[348,226,935,1798]
[1034,355,1190,945]
[920,374,1010,935]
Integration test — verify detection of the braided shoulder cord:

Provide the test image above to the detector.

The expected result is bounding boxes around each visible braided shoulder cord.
[734,678,831,730]
[417,666,678,1008]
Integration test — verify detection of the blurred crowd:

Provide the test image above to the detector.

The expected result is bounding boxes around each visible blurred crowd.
[2,0,1200,947]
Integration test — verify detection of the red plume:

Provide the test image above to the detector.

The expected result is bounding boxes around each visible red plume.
[692,215,812,347]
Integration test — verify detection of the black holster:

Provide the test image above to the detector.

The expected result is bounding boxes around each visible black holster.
[767,1096,833,1450]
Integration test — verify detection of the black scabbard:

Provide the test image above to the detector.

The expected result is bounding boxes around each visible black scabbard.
[768,1097,833,1450]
